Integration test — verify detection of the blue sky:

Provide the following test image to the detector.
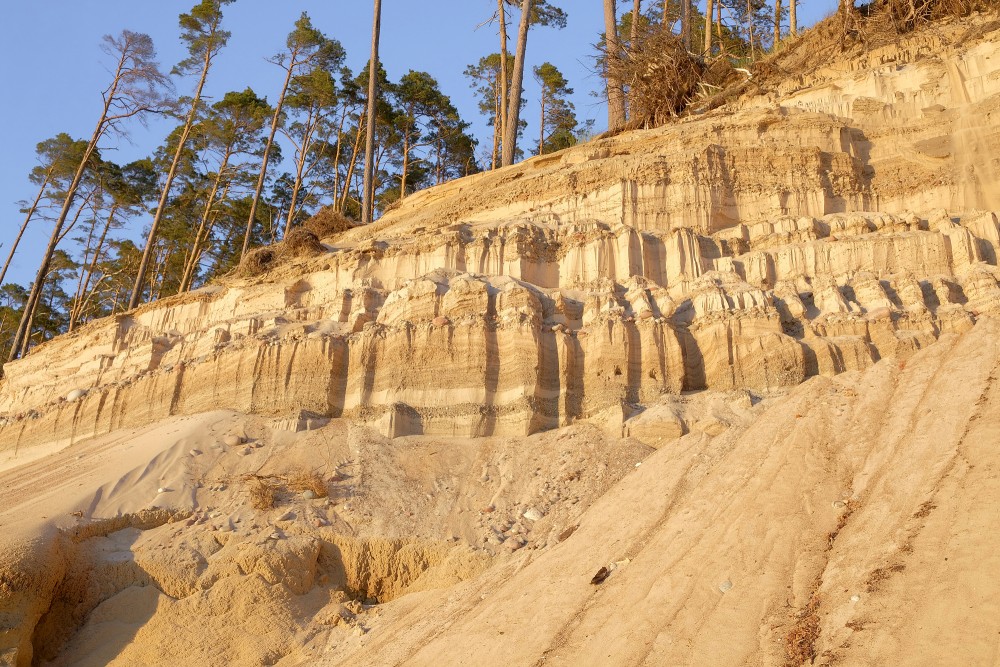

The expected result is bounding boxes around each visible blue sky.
[0,1,838,287]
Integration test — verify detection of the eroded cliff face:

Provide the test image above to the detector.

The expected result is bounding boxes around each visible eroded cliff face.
[1,18,998,454]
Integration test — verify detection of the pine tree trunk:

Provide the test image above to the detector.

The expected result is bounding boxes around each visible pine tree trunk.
[284,106,317,236]
[340,126,365,213]
[361,0,383,224]
[129,46,213,311]
[502,0,533,167]
[67,205,100,332]
[604,0,627,132]
[774,0,782,47]
[539,95,545,155]
[631,0,642,47]
[497,0,510,153]
[491,79,501,170]
[0,171,53,289]
[682,0,692,51]
[242,59,296,258]
[8,106,108,361]
[790,0,797,35]
[400,116,412,200]
[69,203,119,331]
[180,156,229,292]
[705,0,714,54]
[717,0,724,47]
[331,102,351,207]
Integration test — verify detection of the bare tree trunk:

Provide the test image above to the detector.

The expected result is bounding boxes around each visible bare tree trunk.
[497,0,510,155]
[340,126,365,213]
[631,0,642,47]
[284,107,318,236]
[67,203,101,332]
[8,85,113,361]
[151,246,170,302]
[539,94,546,155]
[682,0,692,51]
[180,157,229,292]
[774,0,782,47]
[491,80,501,169]
[790,0,797,35]
[502,0,533,167]
[361,0,382,224]
[747,0,756,59]
[0,171,53,289]
[604,0,627,132]
[435,136,444,185]
[130,46,213,311]
[18,301,36,357]
[69,204,119,331]
[331,108,348,205]
[242,63,296,258]
[705,0,714,53]
[717,0,724,47]
[19,252,70,357]
[400,117,412,199]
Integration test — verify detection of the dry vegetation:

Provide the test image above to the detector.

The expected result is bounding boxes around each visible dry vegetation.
[613,29,712,128]
[236,208,354,278]
[624,0,999,124]
[785,592,822,666]
[303,206,354,238]
[236,229,322,278]
[243,469,329,510]
[877,0,1000,32]
[246,475,278,510]
[287,469,329,498]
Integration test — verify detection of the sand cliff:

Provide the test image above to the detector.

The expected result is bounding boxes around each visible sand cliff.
[1,13,999,667]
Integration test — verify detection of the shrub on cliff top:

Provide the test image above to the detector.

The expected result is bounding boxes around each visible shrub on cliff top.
[878,0,999,33]
[283,228,324,256]
[611,29,706,128]
[238,246,278,278]
[304,206,354,239]
[236,229,324,278]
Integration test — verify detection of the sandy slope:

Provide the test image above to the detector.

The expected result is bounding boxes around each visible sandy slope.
[2,405,657,665]
[317,318,1000,667]
[0,412,250,664]
[0,319,993,665]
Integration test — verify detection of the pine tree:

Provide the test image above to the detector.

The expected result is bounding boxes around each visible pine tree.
[0,135,88,290]
[129,0,234,310]
[362,0,383,224]
[68,159,158,330]
[465,53,516,169]
[280,39,346,235]
[396,71,445,199]
[243,12,338,254]
[533,62,578,155]
[8,30,169,362]
[179,89,271,291]
[604,0,627,131]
